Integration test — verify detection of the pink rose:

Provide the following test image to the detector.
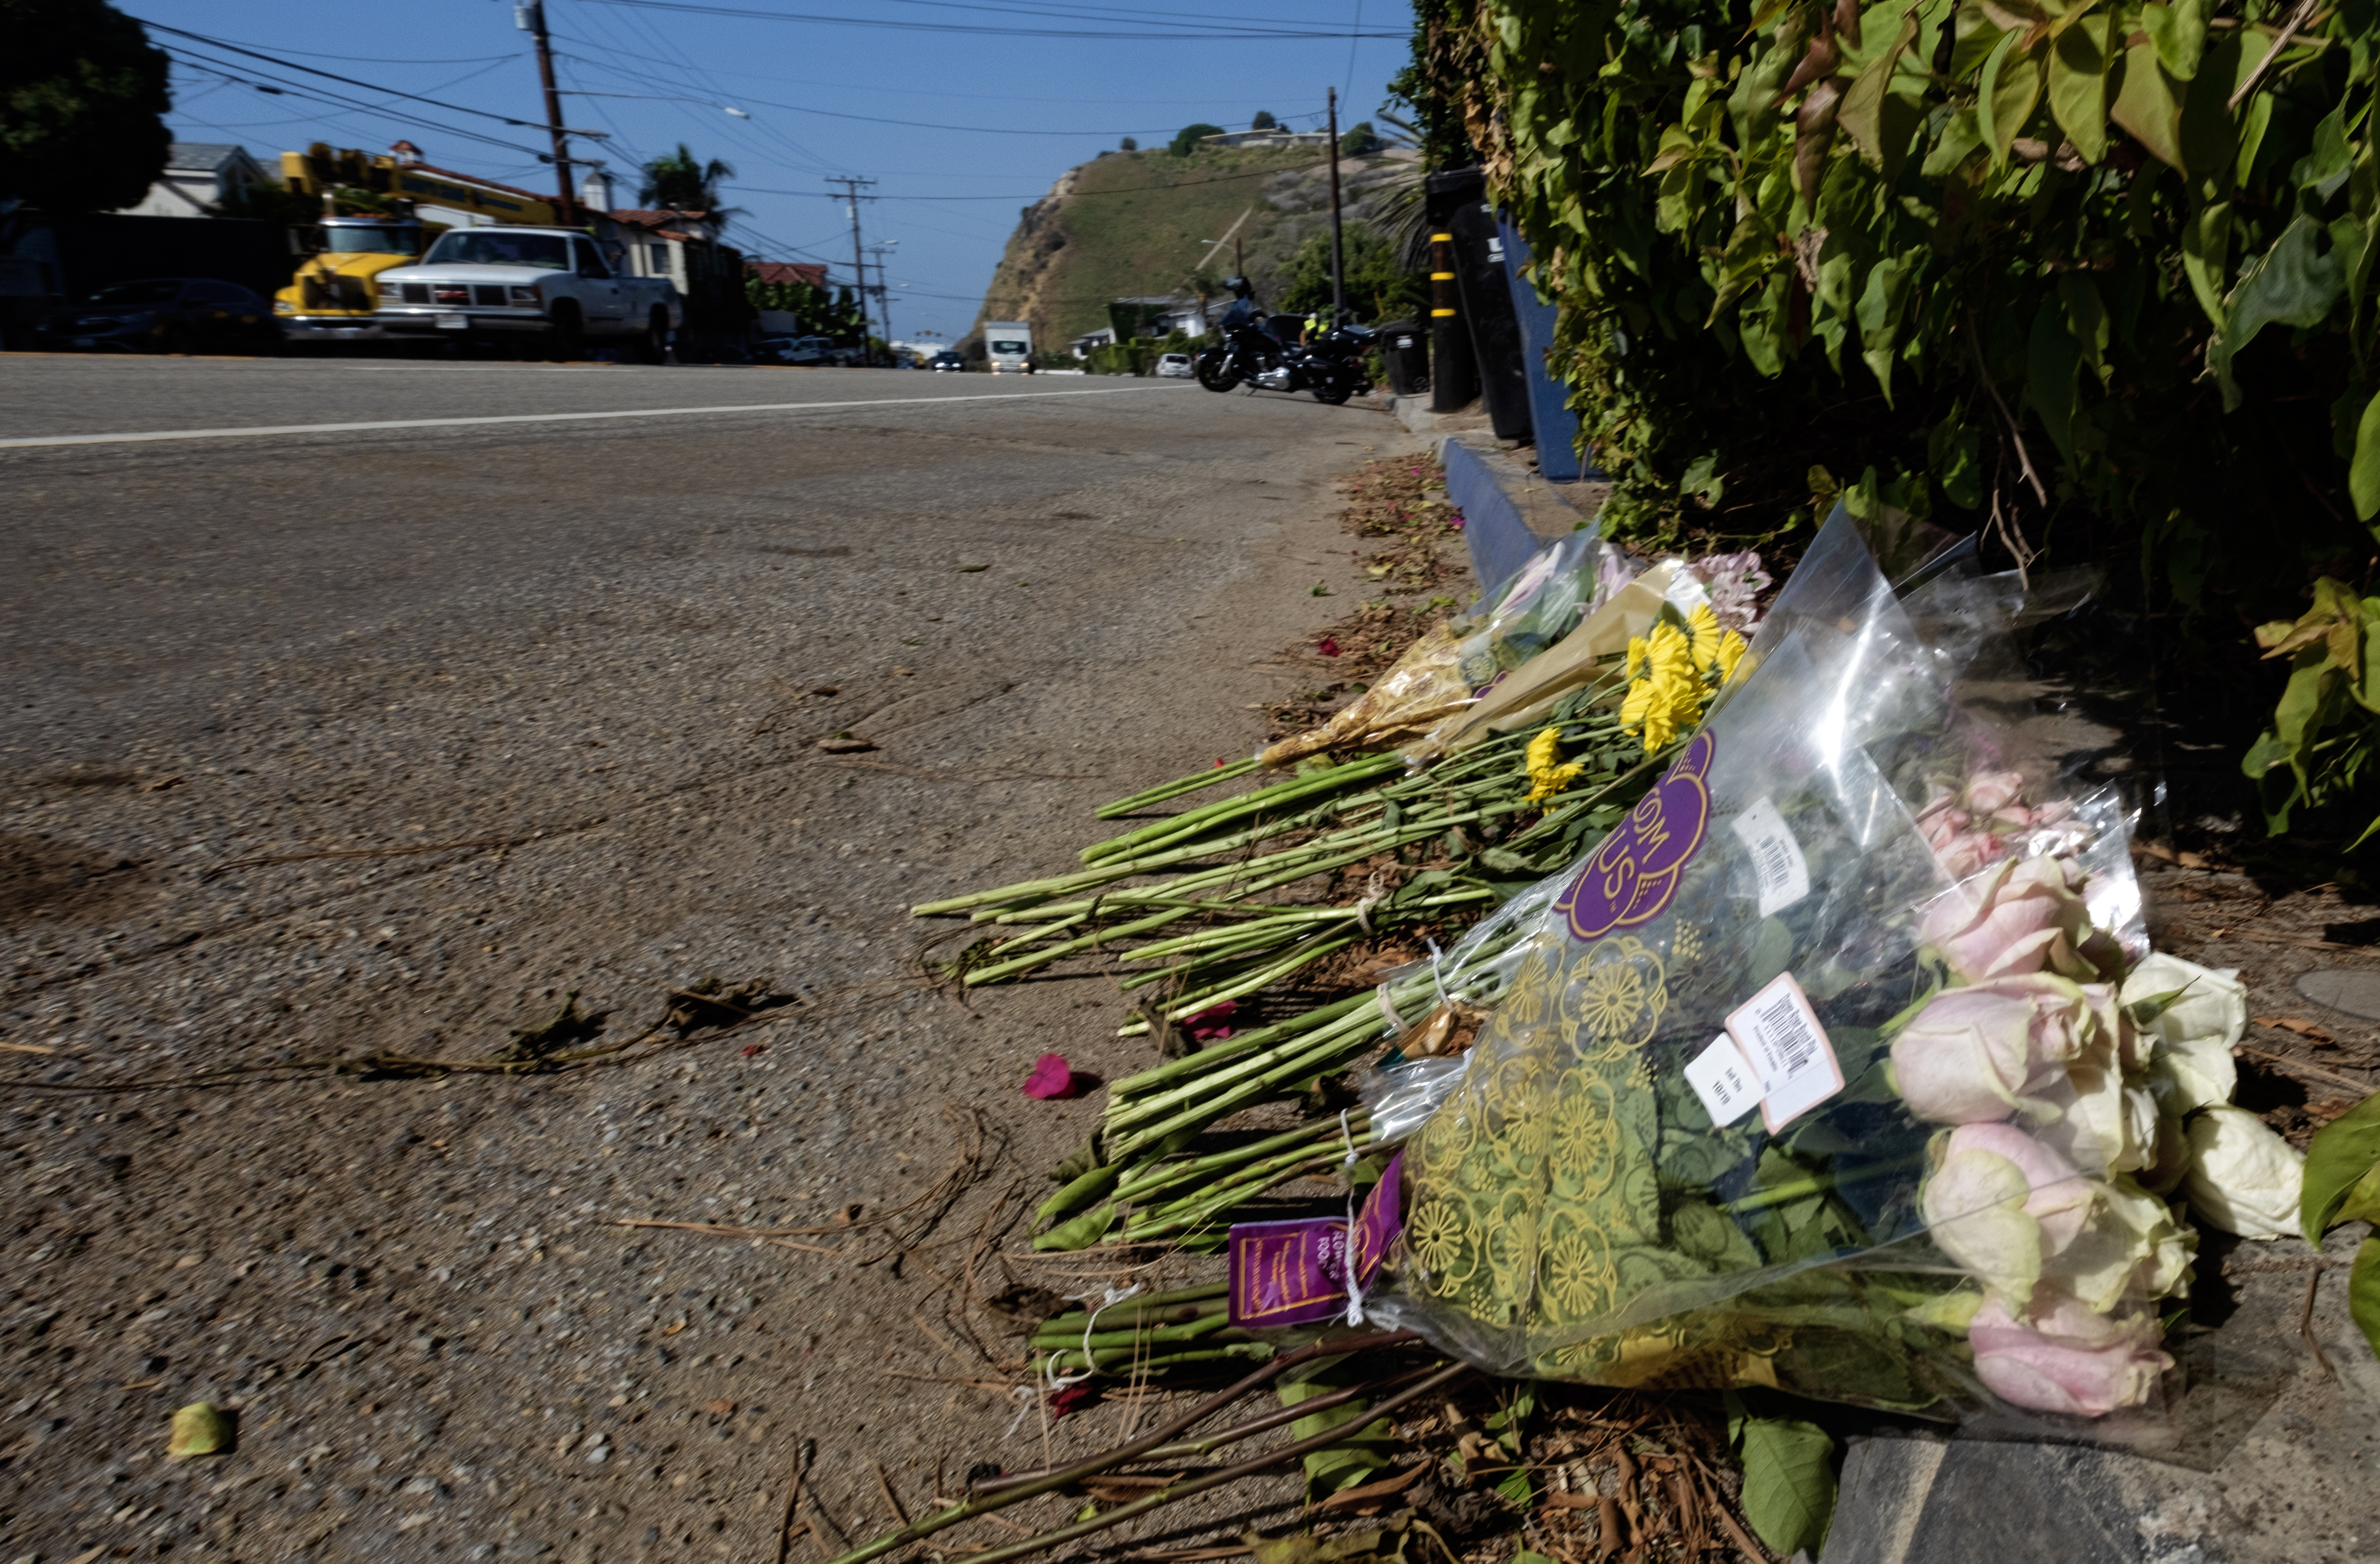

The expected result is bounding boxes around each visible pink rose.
[1920,1121,2098,1303]
[1890,973,2094,1124]
[1969,1294,2170,1417]
[1919,855,2096,982]
[1964,769,2027,815]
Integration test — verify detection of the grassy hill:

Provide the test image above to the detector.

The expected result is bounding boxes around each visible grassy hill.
[972,143,1421,351]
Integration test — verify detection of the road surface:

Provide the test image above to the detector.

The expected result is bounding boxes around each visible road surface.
[0,356,1407,1562]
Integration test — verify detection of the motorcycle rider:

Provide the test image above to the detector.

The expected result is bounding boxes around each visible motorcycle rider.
[1218,275,1263,331]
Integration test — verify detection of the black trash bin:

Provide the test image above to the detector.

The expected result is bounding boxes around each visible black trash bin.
[1377,319,1428,397]
[1427,167,1533,443]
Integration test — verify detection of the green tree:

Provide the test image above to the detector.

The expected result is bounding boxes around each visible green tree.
[1169,123,1226,156]
[1119,136,1137,151]
[1276,226,1425,324]
[1252,110,1278,130]
[1337,121,1381,156]
[638,144,740,225]
[207,177,324,225]
[0,0,170,215]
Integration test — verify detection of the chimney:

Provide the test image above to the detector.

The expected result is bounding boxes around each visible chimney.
[579,166,615,216]
[389,140,424,165]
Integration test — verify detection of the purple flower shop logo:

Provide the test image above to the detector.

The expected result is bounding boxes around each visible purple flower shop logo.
[1556,733,1714,941]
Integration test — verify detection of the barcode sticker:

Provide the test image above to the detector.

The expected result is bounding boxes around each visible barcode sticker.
[1725,972,1844,1132]
[1683,1035,1760,1127]
[1730,795,1809,917]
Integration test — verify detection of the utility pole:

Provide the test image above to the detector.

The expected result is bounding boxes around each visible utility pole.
[866,243,897,362]
[827,175,877,363]
[1326,87,1345,325]
[517,1,577,226]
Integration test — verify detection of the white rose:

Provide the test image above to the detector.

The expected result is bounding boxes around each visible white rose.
[2183,1106,2305,1240]
[2151,1035,2239,1115]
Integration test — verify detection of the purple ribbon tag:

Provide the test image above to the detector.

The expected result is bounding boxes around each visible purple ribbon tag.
[1226,1151,1403,1328]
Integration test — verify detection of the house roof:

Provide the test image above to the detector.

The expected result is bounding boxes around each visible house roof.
[611,208,715,227]
[165,143,254,173]
[406,162,557,206]
[748,261,828,288]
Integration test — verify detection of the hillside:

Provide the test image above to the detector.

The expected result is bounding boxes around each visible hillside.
[972,143,1422,350]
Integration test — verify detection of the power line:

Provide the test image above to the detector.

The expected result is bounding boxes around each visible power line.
[586,0,1404,41]
[161,50,555,160]
[139,21,556,131]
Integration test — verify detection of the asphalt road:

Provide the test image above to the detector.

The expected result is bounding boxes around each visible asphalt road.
[0,356,1408,1562]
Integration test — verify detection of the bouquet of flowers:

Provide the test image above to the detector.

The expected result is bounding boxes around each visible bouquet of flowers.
[1358,512,2303,1429]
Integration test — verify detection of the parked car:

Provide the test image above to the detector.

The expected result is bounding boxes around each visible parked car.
[1155,352,1194,379]
[41,277,280,355]
[928,350,965,372]
[757,334,858,367]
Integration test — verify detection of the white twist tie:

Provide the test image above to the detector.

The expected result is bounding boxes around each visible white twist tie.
[1044,1282,1142,1390]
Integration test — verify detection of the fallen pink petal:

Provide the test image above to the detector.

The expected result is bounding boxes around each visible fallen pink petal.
[1021,1053,1076,1099]
[1318,637,1341,657]
[1184,1000,1237,1041]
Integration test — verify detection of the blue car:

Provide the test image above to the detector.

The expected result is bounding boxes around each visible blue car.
[41,277,280,355]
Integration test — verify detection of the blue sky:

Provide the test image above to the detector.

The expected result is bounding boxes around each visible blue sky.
[138,0,1417,341]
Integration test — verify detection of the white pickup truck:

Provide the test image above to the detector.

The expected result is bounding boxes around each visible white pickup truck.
[374,227,681,361]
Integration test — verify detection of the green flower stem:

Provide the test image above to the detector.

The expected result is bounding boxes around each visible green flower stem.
[1122,908,1360,962]
[1106,1013,1397,1161]
[961,905,1202,986]
[1082,753,1406,863]
[1120,1152,1353,1243]
[1103,989,1398,1126]
[1105,991,1381,1105]
[1032,1308,1241,1355]
[1113,1113,1371,1207]
[1034,1342,1275,1374]
[1098,755,1265,818]
[1033,1288,1229,1339]
[1722,1154,1928,1214]
[1118,933,1361,1034]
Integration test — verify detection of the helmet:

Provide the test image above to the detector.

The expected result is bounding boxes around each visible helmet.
[1225,275,1252,297]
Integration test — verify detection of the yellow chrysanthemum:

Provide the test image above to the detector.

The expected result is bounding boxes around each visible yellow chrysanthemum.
[1644,621,1694,682]
[1618,669,1699,753]
[1625,633,1651,680]
[1713,628,1748,682]
[1524,725,1587,803]
[1686,602,1726,669]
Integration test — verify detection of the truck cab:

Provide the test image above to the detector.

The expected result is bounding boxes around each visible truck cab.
[373,227,683,362]
[984,320,1034,374]
[275,214,431,344]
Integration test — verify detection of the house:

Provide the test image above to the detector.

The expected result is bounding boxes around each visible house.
[1070,326,1117,357]
[1110,294,1210,338]
[748,261,834,337]
[112,143,267,218]
[1201,129,1331,149]
[605,208,751,358]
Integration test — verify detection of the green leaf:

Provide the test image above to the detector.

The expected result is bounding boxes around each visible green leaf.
[1032,1203,1116,1251]
[2351,390,2380,525]
[2058,273,2111,382]
[1856,252,1918,402]
[1281,1375,1397,1498]
[2110,41,2186,170]
[2142,0,2206,80]
[2298,103,2355,200]
[1838,11,1921,169]
[1978,30,2043,167]
[1496,1468,1538,1507]
[2047,13,2113,165]
[2301,1089,2380,1245]
[2180,200,2232,325]
[1735,1406,1837,1554]
[1930,411,1982,509]
[2352,1237,2380,1364]
[2025,300,2083,463]
[2209,215,2346,410]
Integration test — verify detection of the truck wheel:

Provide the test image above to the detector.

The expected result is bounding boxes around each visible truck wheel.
[634,309,668,365]
[548,301,585,363]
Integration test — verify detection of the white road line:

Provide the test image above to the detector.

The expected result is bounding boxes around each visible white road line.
[0,382,1190,450]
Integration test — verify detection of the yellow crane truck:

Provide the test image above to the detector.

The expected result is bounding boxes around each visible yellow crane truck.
[271,144,567,346]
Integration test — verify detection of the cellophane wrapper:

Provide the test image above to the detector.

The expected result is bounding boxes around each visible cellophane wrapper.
[1367,511,2178,1433]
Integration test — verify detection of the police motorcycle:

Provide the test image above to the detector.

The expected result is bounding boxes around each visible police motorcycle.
[1192,278,1375,405]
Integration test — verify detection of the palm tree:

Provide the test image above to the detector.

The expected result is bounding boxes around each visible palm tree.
[637,144,741,227]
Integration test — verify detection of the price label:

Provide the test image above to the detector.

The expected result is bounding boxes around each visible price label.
[1725,971,1844,1132]
[1683,1035,1759,1127]
[1730,795,1809,917]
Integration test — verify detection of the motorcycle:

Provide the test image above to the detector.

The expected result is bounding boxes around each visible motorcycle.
[1194,317,1376,405]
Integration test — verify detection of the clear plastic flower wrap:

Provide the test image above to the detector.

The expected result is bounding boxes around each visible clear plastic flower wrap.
[1355,510,2195,1434]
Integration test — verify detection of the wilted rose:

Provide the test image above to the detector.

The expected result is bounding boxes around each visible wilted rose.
[1920,1121,2097,1305]
[2120,953,2245,1113]
[1965,769,2027,815]
[2183,1106,2305,1240]
[2049,1173,2194,1311]
[1968,1294,2171,1418]
[1890,973,2095,1124]
[2032,1051,2158,1176]
[1920,856,2099,984]
[1917,794,2005,882]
